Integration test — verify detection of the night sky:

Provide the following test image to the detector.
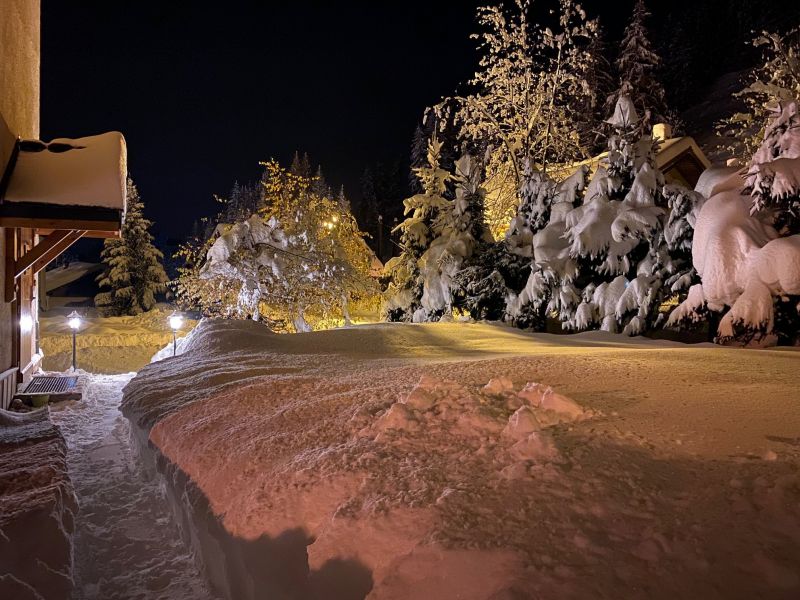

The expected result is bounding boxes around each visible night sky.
[40,1,799,242]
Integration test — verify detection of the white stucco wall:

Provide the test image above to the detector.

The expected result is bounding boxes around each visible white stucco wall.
[0,0,40,371]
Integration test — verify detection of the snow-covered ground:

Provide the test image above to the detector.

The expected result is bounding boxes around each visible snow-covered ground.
[49,373,215,600]
[39,307,196,374]
[123,319,800,599]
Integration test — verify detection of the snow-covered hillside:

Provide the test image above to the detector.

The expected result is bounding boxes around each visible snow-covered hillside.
[123,319,800,599]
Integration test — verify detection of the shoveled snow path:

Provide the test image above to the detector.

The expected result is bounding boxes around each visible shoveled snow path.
[50,373,215,600]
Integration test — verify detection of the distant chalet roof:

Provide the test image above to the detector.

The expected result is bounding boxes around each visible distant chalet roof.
[0,111,127,236]
[548,133,711,190]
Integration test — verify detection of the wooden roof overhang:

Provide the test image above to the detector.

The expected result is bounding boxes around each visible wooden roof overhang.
[0,112,127,301]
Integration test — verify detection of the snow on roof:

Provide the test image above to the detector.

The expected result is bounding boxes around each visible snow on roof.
[44,261,103,293]
[3,132,127,212]
[657,137,711,172]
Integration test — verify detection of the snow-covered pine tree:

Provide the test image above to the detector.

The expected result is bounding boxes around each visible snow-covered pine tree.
[508,96,691,336]
[311,165,332,199]
[95,178,168,316]
[738,101,800,344]
[670,101,800,346]
[384,134,450,321]
[580,24,616,155]
[290,151,312,178]
[504,162,589,330]
[609,0,670,126]
[336,185,350,211]
[660,184,704,302]
[417,154,488,320]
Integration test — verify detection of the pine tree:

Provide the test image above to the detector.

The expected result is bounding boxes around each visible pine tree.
[417,154,486,320]
[311,164,331,198]
[336,185,350,211]
[506,96,695,336]
[610,0,670,126]
[359,166,379,237]
[95,178,168,316]
[384,134,450,321]
[290,151,312,178]
[580,24,616,154]
[409,123,428,194]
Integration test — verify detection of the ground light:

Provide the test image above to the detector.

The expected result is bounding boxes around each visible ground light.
[168,311,183,356]
[67,311,82,371]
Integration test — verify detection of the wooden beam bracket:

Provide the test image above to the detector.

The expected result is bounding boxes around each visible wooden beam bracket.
[13,229,87,281]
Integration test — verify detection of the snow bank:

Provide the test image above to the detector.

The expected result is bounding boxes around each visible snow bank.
[0,409,77,600]
[122,319,800,599]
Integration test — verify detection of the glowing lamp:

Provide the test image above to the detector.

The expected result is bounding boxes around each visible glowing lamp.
[169,312,183,331]
[67,311,82,330]
[67,311,82,371]
[20,315,33,333]
[168,311,183,357]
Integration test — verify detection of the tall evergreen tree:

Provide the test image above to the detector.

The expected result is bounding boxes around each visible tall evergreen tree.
[311,164,331,198]
[95,178,168,316]
[290,151,312,178]
[409,123,428,194]
[610,0,670,126]
[581,24,616,154]
[336,185,350,211]
[384,134,450,321]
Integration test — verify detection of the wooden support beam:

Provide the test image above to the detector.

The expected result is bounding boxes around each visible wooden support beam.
[4,227,15,302]
[30,230,86,276]
[36,228,119,239]
[13,230,71,279]
[0,217,120,232]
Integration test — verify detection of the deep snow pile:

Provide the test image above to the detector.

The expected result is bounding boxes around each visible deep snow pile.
[0,409,76,600]
[123,318,800,600]
[669,101,800,345]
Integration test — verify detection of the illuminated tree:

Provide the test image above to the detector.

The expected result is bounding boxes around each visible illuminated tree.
[507,96,698,336]
[443,0,597,232]
[193,160,378,331]
[95,178,168,316]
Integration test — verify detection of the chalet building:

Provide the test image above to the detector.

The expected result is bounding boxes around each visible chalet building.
[0,0,127,406]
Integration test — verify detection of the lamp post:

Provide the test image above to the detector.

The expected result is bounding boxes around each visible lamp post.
[67,311,81,371]
[168,311,183,357]
[377,214,383,261]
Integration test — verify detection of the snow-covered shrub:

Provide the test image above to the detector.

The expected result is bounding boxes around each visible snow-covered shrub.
[669,101,800,346]
[452,241,530,321]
